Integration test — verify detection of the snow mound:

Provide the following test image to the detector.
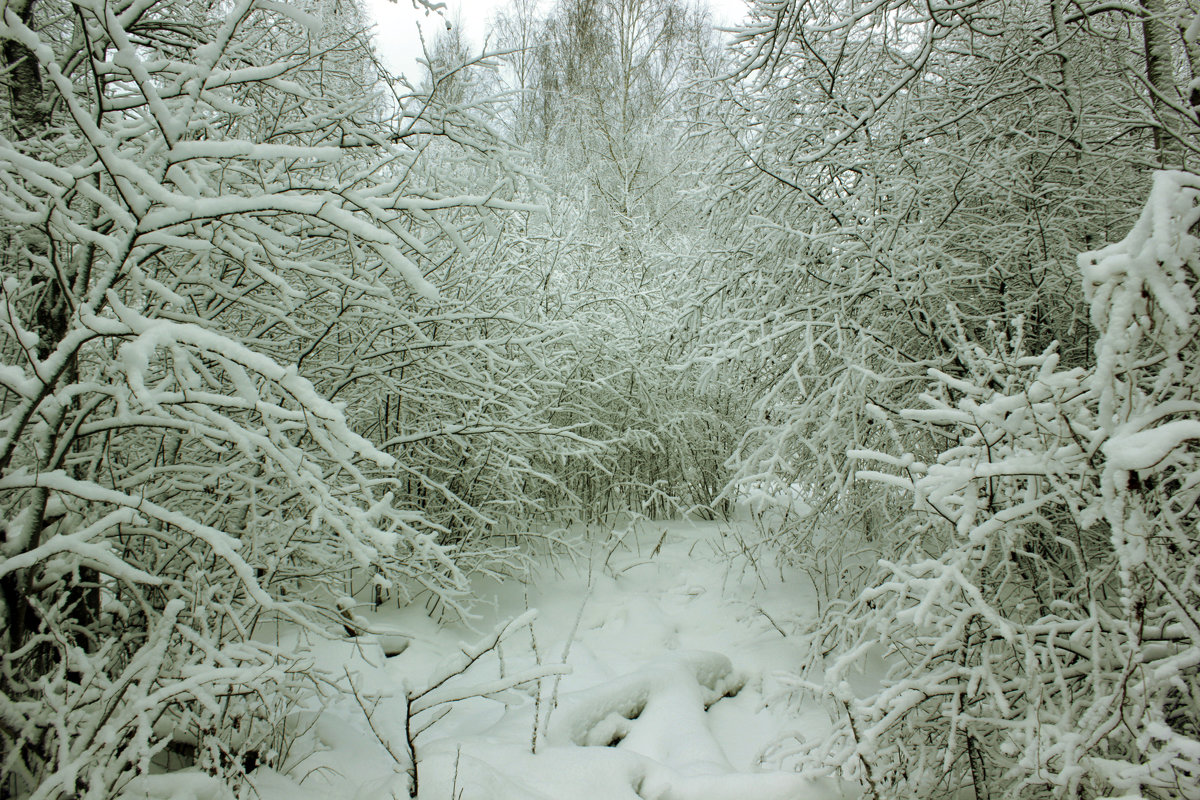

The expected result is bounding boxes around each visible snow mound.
[549,651,742,756]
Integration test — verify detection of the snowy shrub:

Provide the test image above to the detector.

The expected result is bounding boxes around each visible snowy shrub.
[695,0,1164,609]
[798,171,1200,799]
[0,0,574,795]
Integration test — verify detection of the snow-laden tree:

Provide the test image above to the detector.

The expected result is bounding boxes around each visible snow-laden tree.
[789,171,1200,799]
[0,0,576,795]
[689,0,1200,598]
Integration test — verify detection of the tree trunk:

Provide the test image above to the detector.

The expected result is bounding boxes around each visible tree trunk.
[1142,0,1182,164]
[2,0,47,139]
[0,0,98,667]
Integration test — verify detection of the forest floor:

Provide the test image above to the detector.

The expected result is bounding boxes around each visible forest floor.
[128,519,855,799]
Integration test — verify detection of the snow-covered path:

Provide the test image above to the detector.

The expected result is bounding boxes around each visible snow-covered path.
[146,521,848,800]
[384,520,845,800]
[400,521,841,799]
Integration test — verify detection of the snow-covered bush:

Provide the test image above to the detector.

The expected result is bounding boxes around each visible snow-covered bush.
[801,172,1200,799]
[693,0,1171,608]
[0,0,572,795]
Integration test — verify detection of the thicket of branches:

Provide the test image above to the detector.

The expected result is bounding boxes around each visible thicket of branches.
[483,0,744,519]
[692,1,1200,798]
[0,0,644,795]
[799,172,1200,799]
[695,0,1161,566]
[4,0,1200,797]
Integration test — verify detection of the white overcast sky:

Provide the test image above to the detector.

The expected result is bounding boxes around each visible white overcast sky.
[362,0,751,81]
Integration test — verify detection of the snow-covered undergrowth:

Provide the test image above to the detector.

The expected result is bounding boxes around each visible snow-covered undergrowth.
[119,520,849,800]
[816,172,1200,799]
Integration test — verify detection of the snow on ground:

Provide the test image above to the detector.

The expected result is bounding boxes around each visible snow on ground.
[123,519,852,800]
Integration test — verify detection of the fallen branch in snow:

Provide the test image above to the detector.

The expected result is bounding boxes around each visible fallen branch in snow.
[345,667,410,774]
[392,610,570,797]
[757,607,788,638]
